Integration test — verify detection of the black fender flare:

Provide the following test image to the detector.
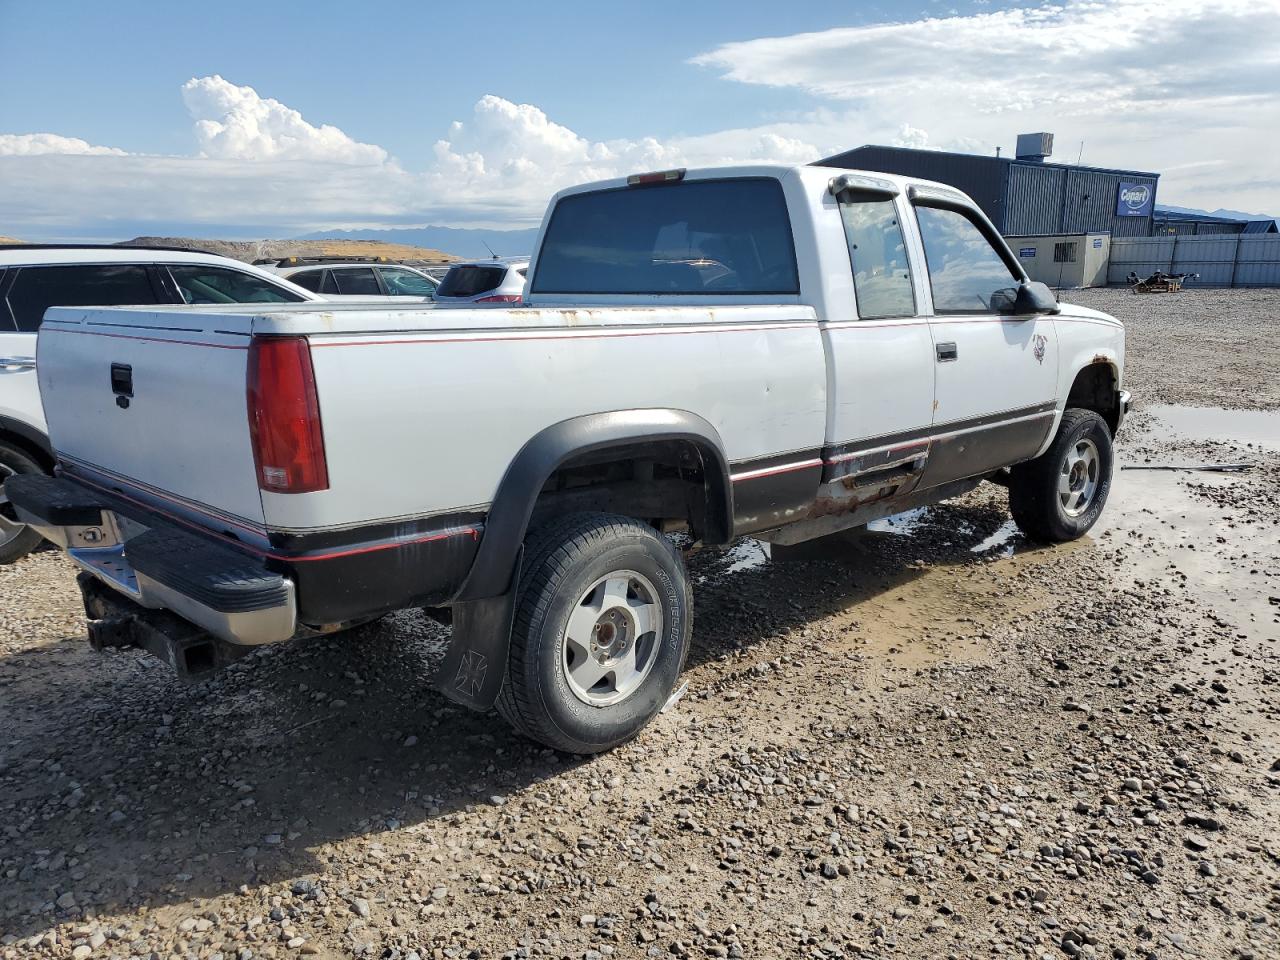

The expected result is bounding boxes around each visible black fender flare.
[436,409,732,712]
[0,415,54,465]
[456,408,733,603]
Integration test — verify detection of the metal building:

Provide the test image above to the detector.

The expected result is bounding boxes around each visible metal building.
[819,137,1161,238]
[1151,210,1278,236]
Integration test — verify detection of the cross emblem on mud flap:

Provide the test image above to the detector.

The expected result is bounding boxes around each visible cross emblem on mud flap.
[454,650,489,697]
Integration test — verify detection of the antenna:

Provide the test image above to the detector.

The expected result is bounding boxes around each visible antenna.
[1076,140,1084,165]
[996,146,1001,158]
[482,239,498,259]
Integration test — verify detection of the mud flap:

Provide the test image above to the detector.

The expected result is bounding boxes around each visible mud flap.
[436,551,522,711]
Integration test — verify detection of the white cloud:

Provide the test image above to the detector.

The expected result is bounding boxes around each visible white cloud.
[4,4,1279,243]
[181,75,388,164]
[0,133,126,157]
[690,0,1280,213]
[0,79,821,237]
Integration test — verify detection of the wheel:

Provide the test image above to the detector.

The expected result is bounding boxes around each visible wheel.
[496,512,692,754]
[0,441,46,565]
[1008,409,1113,543]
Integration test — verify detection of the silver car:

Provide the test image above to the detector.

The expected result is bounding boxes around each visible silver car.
[434,258,528,305]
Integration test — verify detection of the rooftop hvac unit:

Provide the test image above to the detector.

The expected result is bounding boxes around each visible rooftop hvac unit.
[1015,132,1054,162]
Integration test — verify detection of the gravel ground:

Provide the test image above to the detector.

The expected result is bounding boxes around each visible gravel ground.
[2,289,1278,960]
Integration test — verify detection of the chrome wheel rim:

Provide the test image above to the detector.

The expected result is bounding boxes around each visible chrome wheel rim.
[561,570,662,707]
[0,462,27,549]
[1059,438,1100,517]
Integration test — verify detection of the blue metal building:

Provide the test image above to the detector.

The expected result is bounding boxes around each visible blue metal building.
[818,140,1161,238]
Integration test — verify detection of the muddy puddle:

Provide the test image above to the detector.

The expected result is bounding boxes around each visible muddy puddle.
[1146,403,1280,451]
[696,402,1277,685]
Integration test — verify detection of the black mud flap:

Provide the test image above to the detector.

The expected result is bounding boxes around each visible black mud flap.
[436,592,517,710]
[436,551,522,711]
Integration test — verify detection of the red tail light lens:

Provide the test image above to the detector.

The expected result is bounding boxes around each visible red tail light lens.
[247,336,329,494]
[475,294,523,303]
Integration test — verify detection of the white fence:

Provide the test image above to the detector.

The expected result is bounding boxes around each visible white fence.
[1108,235,1280,287]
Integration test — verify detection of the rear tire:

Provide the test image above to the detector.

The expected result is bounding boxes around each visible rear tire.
[496,512,692,754]
[0,440,46,565]
[1008,409,1113,543]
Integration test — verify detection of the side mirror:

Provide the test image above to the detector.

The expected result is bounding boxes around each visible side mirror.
[1012,280,1059,316]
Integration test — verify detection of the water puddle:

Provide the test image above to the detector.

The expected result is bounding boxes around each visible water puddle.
[866,507,931,536]
[1098,466,1279,640]
[1147,404,1280,451]
[723,539,770,574]
[969,519,1019,556]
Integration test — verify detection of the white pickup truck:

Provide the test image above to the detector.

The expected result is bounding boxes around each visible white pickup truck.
[11,163,1129,753]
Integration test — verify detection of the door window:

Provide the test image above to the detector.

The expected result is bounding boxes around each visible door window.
[6,264,161,332]
[332,268,381,296]
[914,206,1020,313]
[168,265,307,303]
[838,195,916,319]
[289,270,324,293]
[378,267,437,297]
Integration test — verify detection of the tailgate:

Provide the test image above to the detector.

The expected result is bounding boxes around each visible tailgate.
[37,306,265,527]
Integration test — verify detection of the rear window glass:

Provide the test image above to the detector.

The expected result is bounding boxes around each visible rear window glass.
[6,264,160,332]
[438,265,507,298]
[531,178,799,296]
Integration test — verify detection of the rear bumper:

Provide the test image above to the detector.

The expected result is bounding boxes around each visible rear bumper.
[7,474,296,646]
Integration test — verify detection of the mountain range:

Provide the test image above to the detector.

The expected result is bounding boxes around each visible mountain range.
[295,225,540,261]
[1156,204,1278,225]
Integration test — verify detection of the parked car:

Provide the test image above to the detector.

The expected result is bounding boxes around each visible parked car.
[12,164,1129,754]
[0,245,323,564]
[433,258,528,304]
[260,257,439,299]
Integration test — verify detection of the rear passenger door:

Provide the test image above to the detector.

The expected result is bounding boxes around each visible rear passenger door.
[820,187,937,487]
[911,196,1058,486]
[0,264,166,434]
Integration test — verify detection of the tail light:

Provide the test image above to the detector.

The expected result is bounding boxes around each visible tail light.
[475,294,523,303]
[247,336,329,494]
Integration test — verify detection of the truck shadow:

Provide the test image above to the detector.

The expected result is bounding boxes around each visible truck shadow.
[0,495,1047,939]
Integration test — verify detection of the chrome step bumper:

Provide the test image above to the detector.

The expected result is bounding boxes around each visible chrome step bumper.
[7,474,295,646]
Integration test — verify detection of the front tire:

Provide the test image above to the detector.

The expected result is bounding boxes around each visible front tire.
[496,513,692,754]
[1008,409,1113,543]
[0,440,46,565]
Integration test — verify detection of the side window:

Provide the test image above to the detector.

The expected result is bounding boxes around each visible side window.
[333,268,380,296]
[318,271,339,296]
[289,270,324,293]
[378,267,436,297]
[168,265,306,304]
[914,205,1020,313]
[6,264,160,332]
[838,195,916,319]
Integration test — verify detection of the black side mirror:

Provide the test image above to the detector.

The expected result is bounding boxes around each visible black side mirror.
[1011,280,1059,316]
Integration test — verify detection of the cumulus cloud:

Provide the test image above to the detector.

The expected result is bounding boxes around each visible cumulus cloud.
[3,5,1279,243]
[0,133,127,157]
[0,80,822,236]
[181,75,388,164]
[690,0,1280,211]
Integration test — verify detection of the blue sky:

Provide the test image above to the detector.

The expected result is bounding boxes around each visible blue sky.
[1,0,1275,239]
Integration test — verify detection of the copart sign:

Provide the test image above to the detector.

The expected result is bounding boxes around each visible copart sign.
[1116,182,1154,217]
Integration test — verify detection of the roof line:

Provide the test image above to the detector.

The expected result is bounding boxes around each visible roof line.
[817,144,1160,180]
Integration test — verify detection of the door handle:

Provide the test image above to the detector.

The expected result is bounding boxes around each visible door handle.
[935,342,958,362]
[0,357,36,372]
